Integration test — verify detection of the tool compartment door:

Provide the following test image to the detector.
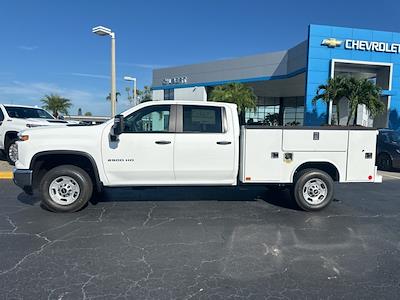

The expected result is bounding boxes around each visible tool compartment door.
[346,130,378,182]
[240,129,283,182]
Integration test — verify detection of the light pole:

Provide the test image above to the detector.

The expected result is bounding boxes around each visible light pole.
[92,25,117,117]
[124,76,137,105]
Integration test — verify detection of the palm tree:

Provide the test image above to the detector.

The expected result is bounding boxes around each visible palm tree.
[209,82,257,124]
[106,92,121,102]
[139,86,152,103]
[344,77,384,125]
[313,76,385,126]
[357,78,385,123]
[41,94,72,118]
[312,76,347,125]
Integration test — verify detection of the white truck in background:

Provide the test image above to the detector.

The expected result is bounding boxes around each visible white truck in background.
[13,101,381,213]
[0,104,73,164]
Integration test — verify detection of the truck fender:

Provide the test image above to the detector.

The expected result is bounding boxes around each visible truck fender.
[30,150,103,192]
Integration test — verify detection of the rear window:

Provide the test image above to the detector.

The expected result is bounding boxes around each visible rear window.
[5,106,54,119]
[0,108,4,121]
[183,106,223,133]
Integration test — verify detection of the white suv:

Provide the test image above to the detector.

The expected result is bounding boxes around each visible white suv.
[0,104,71,164]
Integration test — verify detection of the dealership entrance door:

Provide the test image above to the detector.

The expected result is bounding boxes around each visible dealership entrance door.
[330,60,392,128]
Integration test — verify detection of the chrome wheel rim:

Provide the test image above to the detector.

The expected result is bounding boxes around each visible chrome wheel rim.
[8,143,18,163]
[49,176,80,205]
[302,178,327,205]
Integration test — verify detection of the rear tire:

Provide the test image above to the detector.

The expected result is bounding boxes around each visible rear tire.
[292,169,334,212]
[5,138,18,165]
[40,165,93,212]
[377,153,392,171]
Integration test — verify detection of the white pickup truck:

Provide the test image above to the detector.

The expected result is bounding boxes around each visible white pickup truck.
[0,104,72,164]
[13,101,381,212]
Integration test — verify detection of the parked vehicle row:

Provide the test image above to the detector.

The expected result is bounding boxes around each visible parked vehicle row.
[13,101,381,213]
[0,104,75,164]
[376,129,400,171]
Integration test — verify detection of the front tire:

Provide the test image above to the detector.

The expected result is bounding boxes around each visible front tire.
[292,169,334,212]
[5,138,18,165]
[377,153,392,171]
[40,165,93,212]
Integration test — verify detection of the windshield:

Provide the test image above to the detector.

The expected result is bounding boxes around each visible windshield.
[5,106,54,119]
[389,131,400,143]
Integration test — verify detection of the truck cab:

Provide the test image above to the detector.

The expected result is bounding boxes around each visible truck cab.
[101,101,239,186]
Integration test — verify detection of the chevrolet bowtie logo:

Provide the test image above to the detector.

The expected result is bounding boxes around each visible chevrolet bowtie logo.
[321,38,343,48]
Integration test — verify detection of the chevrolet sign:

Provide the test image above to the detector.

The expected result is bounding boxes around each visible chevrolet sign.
[321,38,343,48]
[322,37,400,54]
[344,40,400,53]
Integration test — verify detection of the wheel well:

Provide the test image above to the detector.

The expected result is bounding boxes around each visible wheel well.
[377,151,392,160]
[5,131,18,145]
[293,162,340,182]
[30,152,102,192]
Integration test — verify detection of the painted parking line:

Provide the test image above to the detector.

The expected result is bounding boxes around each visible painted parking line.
[0,171,13,179]
[381,172,400,180]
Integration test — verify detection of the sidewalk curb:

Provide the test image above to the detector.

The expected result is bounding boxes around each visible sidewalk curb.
[0,171,13,179]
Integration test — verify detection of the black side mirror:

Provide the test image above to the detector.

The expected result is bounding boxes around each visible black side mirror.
[110,114,124,141]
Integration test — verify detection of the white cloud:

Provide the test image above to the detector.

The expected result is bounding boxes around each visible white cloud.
[69,72,110,79]
[18,45,38,51]
[119,62,169,69]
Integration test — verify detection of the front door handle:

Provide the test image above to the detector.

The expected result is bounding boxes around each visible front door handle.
[155,140,171,145]
[216,141,231,145]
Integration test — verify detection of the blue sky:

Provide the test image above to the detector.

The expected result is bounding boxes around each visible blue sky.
[0,0,399,115]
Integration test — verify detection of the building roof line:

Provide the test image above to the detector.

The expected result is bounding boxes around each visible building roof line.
[152,67,306,90]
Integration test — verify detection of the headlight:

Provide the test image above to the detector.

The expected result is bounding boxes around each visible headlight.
[19,135,29,141]
[26,124,43,128]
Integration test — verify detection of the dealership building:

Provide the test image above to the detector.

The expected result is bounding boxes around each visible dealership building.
[152,24,400,130]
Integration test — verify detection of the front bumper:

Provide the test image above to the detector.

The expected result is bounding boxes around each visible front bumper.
[13,168,33,192]
[374,166,383,183]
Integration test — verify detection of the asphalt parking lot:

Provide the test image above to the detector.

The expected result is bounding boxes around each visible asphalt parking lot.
[0,171,399,299]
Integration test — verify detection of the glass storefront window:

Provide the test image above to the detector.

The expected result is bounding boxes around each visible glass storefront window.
[282,97,304,126]
[245,96,304,126]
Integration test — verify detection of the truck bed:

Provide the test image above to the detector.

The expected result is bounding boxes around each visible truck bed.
[239,126,380,184]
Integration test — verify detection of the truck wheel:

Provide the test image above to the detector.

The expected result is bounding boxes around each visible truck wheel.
[292,169,334,212]
[377,153,392,171]
[40,165,93,212]
[5,138,19,165]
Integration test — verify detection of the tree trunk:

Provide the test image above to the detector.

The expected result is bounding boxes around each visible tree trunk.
[353,107,358,126]
[346,107,354,126]
[336,102,340,125]
[239,111,246,125]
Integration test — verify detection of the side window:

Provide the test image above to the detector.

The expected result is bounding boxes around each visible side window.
[379,133,389,143]
[164,89,174,100]
[183,106,223,133]
[0,108,4,122]
[124,105,171,133]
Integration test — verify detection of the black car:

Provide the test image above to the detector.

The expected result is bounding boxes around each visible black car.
[376,129,400,170]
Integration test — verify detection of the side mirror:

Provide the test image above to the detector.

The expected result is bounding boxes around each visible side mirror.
[110,114,124,141]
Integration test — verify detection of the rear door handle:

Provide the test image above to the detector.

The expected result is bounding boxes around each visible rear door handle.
[155,140,171,145]
[216,141,231,145]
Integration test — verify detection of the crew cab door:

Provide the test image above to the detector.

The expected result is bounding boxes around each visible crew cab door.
[173,104,236,184]
[102,104,176,185]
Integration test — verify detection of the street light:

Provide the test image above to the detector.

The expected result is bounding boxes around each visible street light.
[124,76,137,105]
[92,25,117,117]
